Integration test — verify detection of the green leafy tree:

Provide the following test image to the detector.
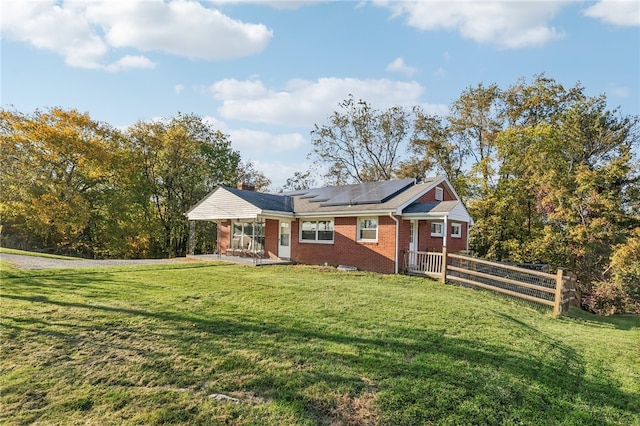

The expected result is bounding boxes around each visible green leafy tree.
[406,112,471,199]
[586,227,640,315]
[126,114,241,257]
[449,83,503,197]
[0,107,121,256]
[310,95,412,184]
[536,96,639,287]
[468,77,583,263]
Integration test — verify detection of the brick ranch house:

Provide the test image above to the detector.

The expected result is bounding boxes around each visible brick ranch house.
[186,176,473,274]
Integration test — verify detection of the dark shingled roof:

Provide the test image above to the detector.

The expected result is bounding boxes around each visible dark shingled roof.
[286,178,415,207]
[224,187,294,213]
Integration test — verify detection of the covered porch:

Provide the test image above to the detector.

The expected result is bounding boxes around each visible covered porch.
[188,216,291,265]
[185,185,295,263]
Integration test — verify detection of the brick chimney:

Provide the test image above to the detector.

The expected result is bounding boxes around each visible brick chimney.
[237,183,255,191]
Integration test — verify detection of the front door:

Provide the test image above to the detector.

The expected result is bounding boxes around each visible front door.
[278,220,291,259]
[409,220,418,252]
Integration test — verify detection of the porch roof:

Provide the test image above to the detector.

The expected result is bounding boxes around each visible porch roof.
[402,200,458,214]
[186,186,293,221]
[402,200,474,225]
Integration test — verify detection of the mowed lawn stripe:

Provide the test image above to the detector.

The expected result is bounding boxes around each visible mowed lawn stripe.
[1,263,638,425]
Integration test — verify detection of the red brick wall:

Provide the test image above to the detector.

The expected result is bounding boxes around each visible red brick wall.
[417,220,467,252]
[218,220,231,253]
[398,220,411,253]
[447,221,468,252]
[218,215,467,273]
[290,216,397,274]
[264,219,279,259]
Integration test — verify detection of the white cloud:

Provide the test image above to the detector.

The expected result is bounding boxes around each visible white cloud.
[209,1,315,10]
[248,159,314,191]
[229,128,307,153]
[201,115,310,189]
[386,57,418,76]
[202,116,306,154]
[1,1,107,69]
[375,1,565,48]
[209,77,436,127]
[609,86,631,98]
[210,79,271,100]
[583,0,640,26]
[174,84,185,95]
[105,55,156,72]
[1,0,273,70]
[434,67,447,78]
[90,0,272,60]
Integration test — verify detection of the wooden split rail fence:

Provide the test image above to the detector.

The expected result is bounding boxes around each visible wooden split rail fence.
[404,250,578,316]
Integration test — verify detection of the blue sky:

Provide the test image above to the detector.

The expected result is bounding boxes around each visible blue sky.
[2,1,639,189]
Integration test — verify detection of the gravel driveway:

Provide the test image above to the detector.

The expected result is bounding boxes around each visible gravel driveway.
[0,253,186,270]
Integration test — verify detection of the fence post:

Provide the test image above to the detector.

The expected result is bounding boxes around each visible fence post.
[440,247,448,283]
[553,268,564,316]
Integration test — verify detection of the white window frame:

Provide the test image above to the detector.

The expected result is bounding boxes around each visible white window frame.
[357,217,378,242]
[231,222,265,250]
[451,223,462,238]
[431,222,443,237]
[299,218,334,243]
[409,221,415,244]
[435,187,444,201]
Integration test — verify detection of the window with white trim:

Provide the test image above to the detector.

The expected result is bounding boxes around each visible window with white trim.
[231,222,265,250]
[451,223,462,238]
[409,221,415,244]
[357,217,378,242]
[300,219,334,243]
[435,187,444,201]
[431,222,443,237]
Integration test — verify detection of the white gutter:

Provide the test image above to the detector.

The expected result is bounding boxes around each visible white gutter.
[389,212,399,274]
[296,209,399,218]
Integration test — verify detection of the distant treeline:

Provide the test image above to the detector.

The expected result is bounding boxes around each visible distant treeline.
[0,110,266,259]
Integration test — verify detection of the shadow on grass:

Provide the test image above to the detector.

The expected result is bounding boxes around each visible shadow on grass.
[0,261,234,279]
[2,278,638,425]
[564,307,640,331]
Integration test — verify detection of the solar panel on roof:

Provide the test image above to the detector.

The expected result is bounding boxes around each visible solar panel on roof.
[318,179,415,206]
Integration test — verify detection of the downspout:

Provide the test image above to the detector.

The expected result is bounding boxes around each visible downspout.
[389,212,399,274]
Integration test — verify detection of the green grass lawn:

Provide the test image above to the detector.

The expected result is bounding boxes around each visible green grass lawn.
[1,262,638,425]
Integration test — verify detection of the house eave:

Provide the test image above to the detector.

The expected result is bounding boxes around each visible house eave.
[401,212,449,219]
[294,209,397,218]
[259,210,296,219]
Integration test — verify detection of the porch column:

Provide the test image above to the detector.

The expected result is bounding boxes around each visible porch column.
[252,220,257,264]
[441,215,448,283]
[188,220,195,256]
